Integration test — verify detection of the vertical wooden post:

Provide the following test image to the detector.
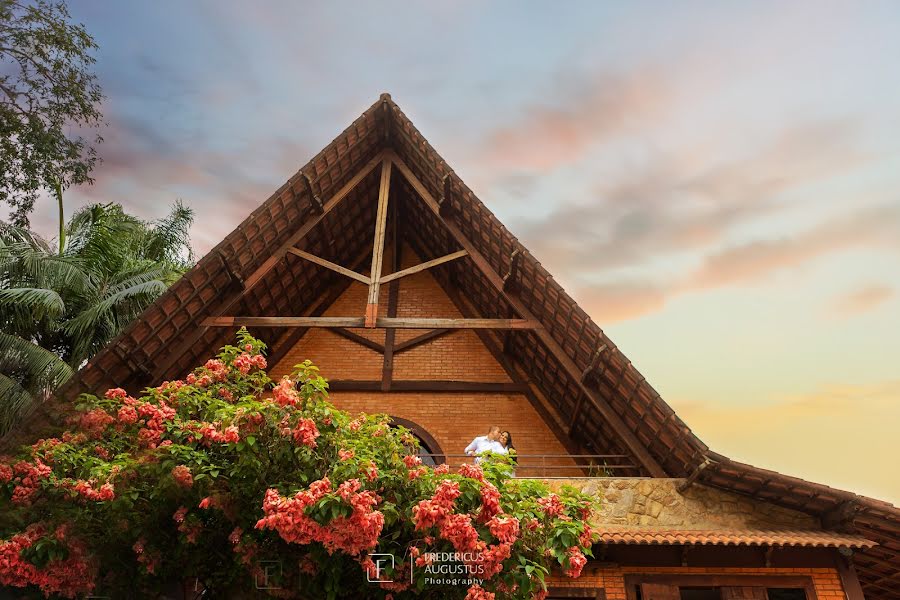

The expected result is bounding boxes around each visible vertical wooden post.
[381,209,401,391]
[834,552,867,600]
[366,159,392,327]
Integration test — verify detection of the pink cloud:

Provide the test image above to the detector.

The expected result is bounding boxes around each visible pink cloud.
[573,281,668,324]
[828,284,894,318]
[683,204,900,290]
[479,69,669,172]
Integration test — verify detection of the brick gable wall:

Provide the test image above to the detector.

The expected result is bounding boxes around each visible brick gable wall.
[270,244,575,474]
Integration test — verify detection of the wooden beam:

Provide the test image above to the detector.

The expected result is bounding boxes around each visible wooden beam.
[377,318,538,329]
[502,249,521,292]
[202,316,540,329]
[568,392,585,433]
[286,248,371,284]
[366,159,392,327]
[393,328,453,353]
[302,172,324,214]
[439,173,453,217]
[379,250,468,284]
[581,344,608,383]
[245,151,384,291]
[330,328,384,354]
[676,457,713,493]
[267,301,347,369]
[151,152,384,381]
[266,254,370,369]
[382,218,401,391]
[204,316,366,328]
[218,252,245,290]
[389,152,667,477]
[328,380,530,393]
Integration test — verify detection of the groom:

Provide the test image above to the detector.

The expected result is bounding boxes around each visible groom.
[464,425,504,463]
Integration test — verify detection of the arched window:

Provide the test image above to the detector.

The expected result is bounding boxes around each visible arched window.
[389,417,444,466]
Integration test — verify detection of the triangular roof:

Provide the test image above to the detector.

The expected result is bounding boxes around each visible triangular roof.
[7,94,898,596]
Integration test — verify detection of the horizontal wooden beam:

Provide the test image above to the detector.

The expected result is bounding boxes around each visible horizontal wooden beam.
[378,318,539,329]
[204,316,365,328]
[287,248,371,284]
[393,328,453,353]
[202,316,541,329]
[379,250,468,284]
[328,380,530,393]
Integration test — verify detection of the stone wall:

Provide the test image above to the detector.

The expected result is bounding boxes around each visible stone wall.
[546,478,818,529]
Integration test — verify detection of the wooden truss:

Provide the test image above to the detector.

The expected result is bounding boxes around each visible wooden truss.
[202,153,538,332]
[198,149,664,477]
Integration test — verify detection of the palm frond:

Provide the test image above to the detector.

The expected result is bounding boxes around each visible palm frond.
[143,200,195,266]
[63,277,167,364]
[0,332,74,387]
[0,287,65,320]
[0,373,39,436]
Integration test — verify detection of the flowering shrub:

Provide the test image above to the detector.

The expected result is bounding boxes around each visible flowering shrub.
[0,329,596,599]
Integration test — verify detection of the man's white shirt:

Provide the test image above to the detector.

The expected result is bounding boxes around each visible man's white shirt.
[465,436,507,462]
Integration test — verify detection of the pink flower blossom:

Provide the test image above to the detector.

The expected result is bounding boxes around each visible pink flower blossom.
[292,418,319,448]
[172,465,193,489]
[464,584,495,600]
[564,546,587,578]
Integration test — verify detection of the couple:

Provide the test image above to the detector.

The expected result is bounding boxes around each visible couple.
[464,425,515,464]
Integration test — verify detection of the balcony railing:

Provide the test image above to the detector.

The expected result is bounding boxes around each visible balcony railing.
[418,453,638,478]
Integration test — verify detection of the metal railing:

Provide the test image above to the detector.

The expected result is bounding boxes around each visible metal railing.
[417,453,638,478]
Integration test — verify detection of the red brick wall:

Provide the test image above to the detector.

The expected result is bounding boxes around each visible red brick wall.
[270,244,573,473]
[547,566,847,600]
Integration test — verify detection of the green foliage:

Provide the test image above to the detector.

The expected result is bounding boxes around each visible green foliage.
[0,0,104,227]
[0,202,193,434]
[0,331,598,599]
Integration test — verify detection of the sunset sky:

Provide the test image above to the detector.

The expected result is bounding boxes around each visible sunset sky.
[18,2,900,502]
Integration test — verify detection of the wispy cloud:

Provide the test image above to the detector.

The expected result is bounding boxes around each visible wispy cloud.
[828,284,894,318]
[571,202,900,323]
[478,69,670,173]
[683,203,900,290]
[516,119,872,275]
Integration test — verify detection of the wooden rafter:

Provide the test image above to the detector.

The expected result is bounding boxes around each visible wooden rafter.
[201,316,541,329]
[330,328,385,354]
[379,249,468,284]
[388,151,667,477]
[366,159,392,327]
[286,248,370,284]
[393,328,453,354]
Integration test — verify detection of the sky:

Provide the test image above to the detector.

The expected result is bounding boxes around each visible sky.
[16,1,900,503]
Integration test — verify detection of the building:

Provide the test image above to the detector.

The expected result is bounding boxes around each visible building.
[22,95,899,598]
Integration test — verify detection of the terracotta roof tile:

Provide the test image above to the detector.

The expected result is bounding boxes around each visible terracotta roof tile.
[597,528,875,548]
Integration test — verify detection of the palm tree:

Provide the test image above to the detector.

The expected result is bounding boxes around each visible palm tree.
[0,201,194,435]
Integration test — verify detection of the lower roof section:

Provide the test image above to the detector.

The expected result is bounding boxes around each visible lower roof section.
[596,527,875,549]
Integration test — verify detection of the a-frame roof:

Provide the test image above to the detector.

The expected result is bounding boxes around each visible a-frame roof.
[6,94,899,596]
